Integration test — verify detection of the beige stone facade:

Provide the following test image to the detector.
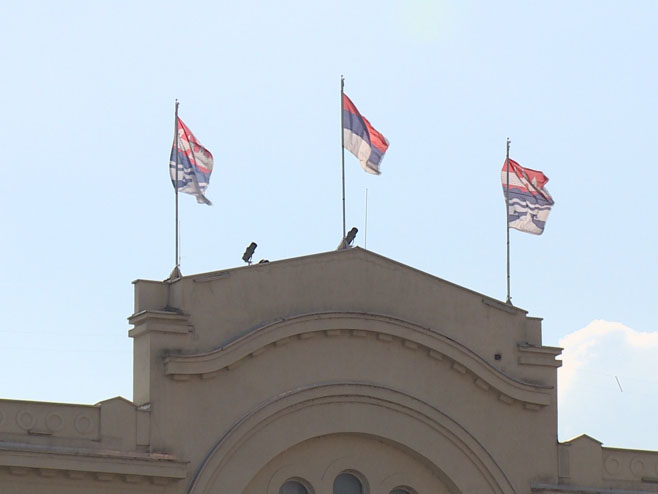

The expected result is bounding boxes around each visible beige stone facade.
[1,248,657,493]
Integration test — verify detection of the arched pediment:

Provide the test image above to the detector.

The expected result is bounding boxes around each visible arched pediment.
[163,311,552,408]
[185,382,517,494]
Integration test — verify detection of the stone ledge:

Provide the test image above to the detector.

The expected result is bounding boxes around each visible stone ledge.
[0,442,187,482]
[518,343,563,368]
[128,310,194,338]
[532,483,658,493]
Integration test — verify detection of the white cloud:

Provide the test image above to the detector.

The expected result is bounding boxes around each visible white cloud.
[558,320,658,449]
[559,320,658,399]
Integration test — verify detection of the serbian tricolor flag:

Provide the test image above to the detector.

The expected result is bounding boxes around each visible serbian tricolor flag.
[501,159,554,235]
[169,117,213,205]
[342,94,389,175]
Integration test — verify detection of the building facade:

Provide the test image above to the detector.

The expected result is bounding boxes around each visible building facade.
[1,248,657,493]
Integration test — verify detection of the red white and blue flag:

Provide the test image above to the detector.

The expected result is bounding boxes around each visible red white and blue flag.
[170,117,213,205]
[501,159,554,235]
[342,94,389,175]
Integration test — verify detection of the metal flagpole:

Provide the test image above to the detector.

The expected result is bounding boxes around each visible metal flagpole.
[174,100,180,273]
[505,137,512,305]
[364,188,368,250]
[166,100,181,307]
[340,75,346,240]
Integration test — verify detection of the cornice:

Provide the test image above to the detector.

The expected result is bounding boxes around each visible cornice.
[163,311,555,408]
[518,343,563,368]
[128,310,194,338]
[0,441,187,485]
[531,483,658,494]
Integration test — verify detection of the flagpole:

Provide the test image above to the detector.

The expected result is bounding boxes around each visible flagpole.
[364,188,368,250]
[340,75,346,240]
[174,100,180,273]
[505,137,512,304]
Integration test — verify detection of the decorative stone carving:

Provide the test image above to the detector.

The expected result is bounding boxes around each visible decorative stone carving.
[74,414,93,435]
[604,456,621,475]
[162,312,553,410]
[630,458,645,477]
[45,412,64,432]
[16,411,35,430]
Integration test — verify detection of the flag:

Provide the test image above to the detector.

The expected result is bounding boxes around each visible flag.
[501,159,554,235]
[170,117,213,205]
[342,93,389,175]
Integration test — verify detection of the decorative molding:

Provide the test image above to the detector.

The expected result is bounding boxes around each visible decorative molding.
[185,381,518,494]
[163,311,555,408]
[498,394,514,405]
[601,447,658,483]
[518,344,563,368]
[0,443,187,484]
[403,340,419,350]
[274,337,291,347]
[16,411,35,431]
[96,472,115,481]
[475,379,490,391]
[74,413,94,435]
[45,413,64,432]
[451,362,467,375]
[532,483,658,493]
[128,310,194,338]
[0,401,99,440]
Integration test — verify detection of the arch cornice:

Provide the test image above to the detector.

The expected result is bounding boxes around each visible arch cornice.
[163,311,552,407]
[186,381,517,494]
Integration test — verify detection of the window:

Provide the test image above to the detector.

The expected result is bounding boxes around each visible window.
[279,480,309,494]
[333,472,363,494]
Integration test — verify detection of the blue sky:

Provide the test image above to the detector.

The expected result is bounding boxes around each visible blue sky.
[2,0,657,450]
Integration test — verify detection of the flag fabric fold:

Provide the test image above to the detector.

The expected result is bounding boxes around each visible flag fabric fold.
[342,94,389,175]
[501,159,554,235]
[170,117,213,205]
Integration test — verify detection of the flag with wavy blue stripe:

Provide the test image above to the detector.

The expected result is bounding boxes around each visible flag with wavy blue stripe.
[501,159,554,235]
[169,118,213,205]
